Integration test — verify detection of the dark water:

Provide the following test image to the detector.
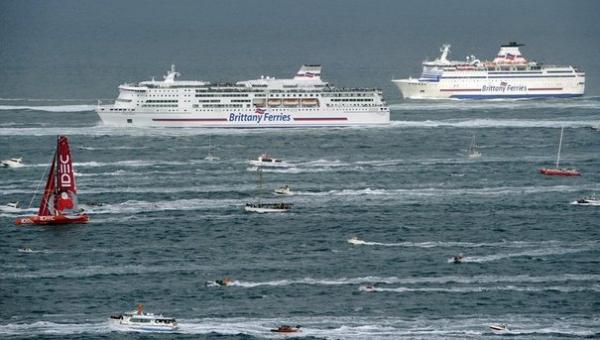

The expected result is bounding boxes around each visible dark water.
[0,98,599,339]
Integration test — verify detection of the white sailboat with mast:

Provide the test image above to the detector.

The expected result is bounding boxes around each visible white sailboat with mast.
[204,134,220,161]
[468,135,481,159]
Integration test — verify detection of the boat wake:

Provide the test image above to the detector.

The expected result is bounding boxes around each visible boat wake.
[360,284,600,294]
[450,246,594,263]
[388,118,598,129]
[346,237,593,249]
[206,273,600,288]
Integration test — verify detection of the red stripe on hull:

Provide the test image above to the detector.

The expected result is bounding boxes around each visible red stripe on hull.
[440,89,481,92]
[528,88,563,91]
[293,117,348,121]
[153,118,228,122]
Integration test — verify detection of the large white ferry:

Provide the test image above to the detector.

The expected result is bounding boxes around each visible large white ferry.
[392,42,585,99]
[97,65,389,127]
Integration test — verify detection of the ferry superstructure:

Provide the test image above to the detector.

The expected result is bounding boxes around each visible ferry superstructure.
[392,42,585,99]
[97,65,390,127]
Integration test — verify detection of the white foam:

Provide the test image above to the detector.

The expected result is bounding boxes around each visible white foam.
[390,97,600,111]
[208,273,600,288]
[0,105,95,112]
[1,316,597,338]
[459,246,593,263]
[346,237,592,249]
[388,118,597,129]
[365,285,600,294]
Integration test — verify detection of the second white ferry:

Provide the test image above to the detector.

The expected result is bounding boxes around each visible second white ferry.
[392,42,585,99]
[97,65,389,127]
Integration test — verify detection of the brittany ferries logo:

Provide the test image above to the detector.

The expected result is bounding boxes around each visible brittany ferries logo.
[228,108,292,124]
[482,82,527,93]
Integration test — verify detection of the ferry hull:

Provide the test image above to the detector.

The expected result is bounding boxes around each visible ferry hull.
[96,109,390,128]
[393,78,584,100]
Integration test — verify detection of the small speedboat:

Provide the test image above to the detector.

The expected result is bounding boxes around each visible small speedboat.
[573,195,600,205]
[1,157,23,168]
[249,153,285,167]
[489,323,509,333]
[359,284,377,292]
[453,254,465,264]
[109,304,178,333]
[18,247,34,253]
[1,201,21,212]
[347,236,364,245]
[215,277,234,287]
[244,202,292,213]
[270,325,301,333]
[274,185,294,196]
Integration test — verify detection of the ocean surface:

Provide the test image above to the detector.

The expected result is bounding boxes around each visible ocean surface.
[0,98,599,339]
[2,0,600,338]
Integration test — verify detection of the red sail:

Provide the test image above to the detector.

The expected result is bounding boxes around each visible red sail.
[54,136,79,214]
[38,152,57,216]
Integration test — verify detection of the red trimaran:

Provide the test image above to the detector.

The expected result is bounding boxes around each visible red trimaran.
[538,127,581,177]
[15,136,89,225]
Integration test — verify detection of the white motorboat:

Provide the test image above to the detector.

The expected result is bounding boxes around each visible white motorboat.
[1,157,23,168]
[573,194,600,206]
[347,236,365,245]
[489,323,509,334]
[1,201,21,212]
[248,153,285,167]
[204,134,220,161]
[109,304,178,333]
[274,185,294,196]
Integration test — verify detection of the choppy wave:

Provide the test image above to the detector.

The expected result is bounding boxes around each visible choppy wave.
[0,263,208,280]
[1,315,597,338]
[389,118,598,129]
[0,105,95,112]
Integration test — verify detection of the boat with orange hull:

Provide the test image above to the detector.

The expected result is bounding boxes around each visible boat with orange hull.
[538,168,580,177]
[539,127,581,177]
[15,136,89,226]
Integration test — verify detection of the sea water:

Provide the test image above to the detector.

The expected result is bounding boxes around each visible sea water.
[0,98,599,339]
[1,1,599,338]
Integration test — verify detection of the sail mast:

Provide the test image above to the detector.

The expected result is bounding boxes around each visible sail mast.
[38,151,57,216]
[556,127,564,168]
